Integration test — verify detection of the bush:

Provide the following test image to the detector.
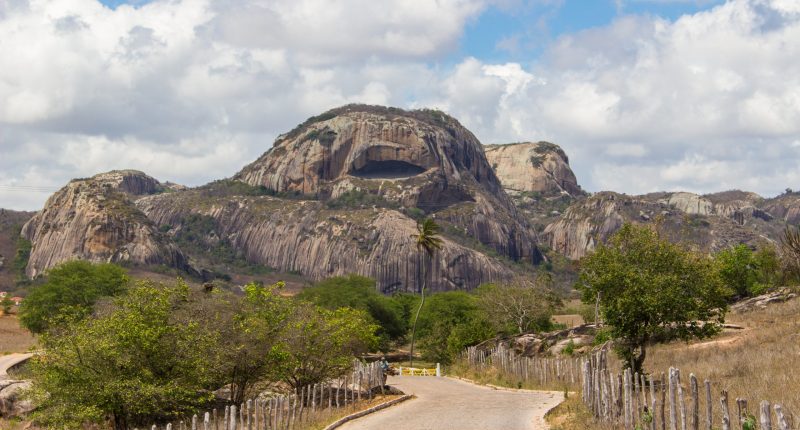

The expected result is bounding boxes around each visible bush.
[18,261,129,334]
[297,275,407,349]
[326,190,398,210]
[416,292,492,364]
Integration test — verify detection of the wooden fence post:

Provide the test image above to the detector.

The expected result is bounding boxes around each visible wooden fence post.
[669,368,678,430]
[721,390,730,430]
[230,405,237,430]
[774,404,790,430]
[704,380,712,430]
[690,374,698,430]
[760,400,772,430]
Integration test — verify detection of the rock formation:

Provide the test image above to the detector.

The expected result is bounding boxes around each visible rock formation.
[484,142,581,196]
[543,191,784,260]
[137,188,515,292]
[21,106,541,291]
[235,105,541,265]
[21,171,190,278]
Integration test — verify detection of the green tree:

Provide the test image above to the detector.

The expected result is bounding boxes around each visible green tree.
[716,244,759,297]
[753,242,781,290]
[182,282,293,405]
[28,280,217,430]
[476,279,561,335]
[416,292,492,364]
[272,303,379,389]
[578,224,729,374]
[297,275,407,348]
[409,218,443,367]
[19,260,129,334]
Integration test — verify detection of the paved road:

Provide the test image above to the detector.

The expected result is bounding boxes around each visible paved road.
[0,353,33,379]
[338,376,563,430]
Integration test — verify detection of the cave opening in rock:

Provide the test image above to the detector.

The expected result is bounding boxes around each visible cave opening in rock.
[351,160,426,179]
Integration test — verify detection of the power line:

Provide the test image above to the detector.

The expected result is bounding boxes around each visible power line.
[0,184,61,193]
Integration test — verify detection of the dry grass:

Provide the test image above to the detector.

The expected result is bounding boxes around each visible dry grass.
[0,315,36,354]
[545,393,616,430]
[448,361,574,392]
[296,394,403,430]
[644,296,800,421]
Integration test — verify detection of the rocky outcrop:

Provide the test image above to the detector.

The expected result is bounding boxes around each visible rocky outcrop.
[21,171,190,278]
[137,190,515,292]
[235,105,541,265]
[543,192,773,260]
[484,142,581,196]
[761,192,800,225]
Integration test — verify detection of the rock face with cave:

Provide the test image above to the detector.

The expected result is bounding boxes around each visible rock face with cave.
[235,104,541,264]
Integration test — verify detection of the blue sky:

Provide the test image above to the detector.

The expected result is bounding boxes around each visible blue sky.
[2,0,800,210]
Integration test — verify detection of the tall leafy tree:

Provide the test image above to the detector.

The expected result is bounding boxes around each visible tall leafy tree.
[19,260,129,333]
[297,274,407,348]
[272,303,378,389]
[408,218,443,367]
[578,223,730,374]
[415,291,492,364]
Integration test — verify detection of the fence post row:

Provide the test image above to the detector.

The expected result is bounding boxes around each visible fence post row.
[571,358,793,430]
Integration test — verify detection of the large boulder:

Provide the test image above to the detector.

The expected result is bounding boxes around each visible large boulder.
[0,380,33,418]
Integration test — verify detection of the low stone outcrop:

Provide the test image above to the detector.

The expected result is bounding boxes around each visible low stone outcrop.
[0,380,32,418]
[730,288,798,313]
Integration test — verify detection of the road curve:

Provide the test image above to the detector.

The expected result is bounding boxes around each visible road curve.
[0,353,33,379]
[338,375,563,430]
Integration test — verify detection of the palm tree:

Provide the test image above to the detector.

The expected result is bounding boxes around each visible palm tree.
[408,217,443,368]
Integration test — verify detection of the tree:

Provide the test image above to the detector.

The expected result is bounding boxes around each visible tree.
[476,279,561,335]
[578,223,729,374]
[28,280,217,430]
[716,244,759,297]
[19,260,129,334]
[297,275,407,348]
[716,243,781,297]
[181,282,293,405]
[415,292,492,364]
[272,303,378,389]
[408,218,443,367]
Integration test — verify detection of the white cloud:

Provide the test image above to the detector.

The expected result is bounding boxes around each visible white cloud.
[2,0,800,210]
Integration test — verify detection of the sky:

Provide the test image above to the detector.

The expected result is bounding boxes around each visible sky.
[1,0,800,210]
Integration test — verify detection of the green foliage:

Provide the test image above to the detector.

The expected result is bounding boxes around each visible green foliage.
[12,237,31,282]
[742,414,757,430]
[297,275,408,349]
[326,190,398,210]
[18,261,129,334]
[272,303,379,388]
[716,244,759,297]
[172,214,274,277]
[578,224,729,373]
[416,292,493,364]
[592,327,613,346]
[475,281,560,335]
[28,280,216,429]
[716,243,780,297]
[1,296,13,314]
[562,340,575,356]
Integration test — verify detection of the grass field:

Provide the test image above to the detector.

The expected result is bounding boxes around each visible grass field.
[0,314,36,354]
[548,296,800,429]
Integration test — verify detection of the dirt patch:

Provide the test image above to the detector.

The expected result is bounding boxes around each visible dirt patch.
[0,316,36,354]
